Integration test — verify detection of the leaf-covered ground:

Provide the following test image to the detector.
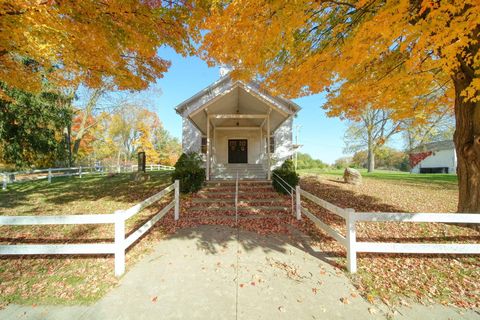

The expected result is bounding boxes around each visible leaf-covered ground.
[295,172,479,309]
[0,172,175,306]
[1,170,478,310]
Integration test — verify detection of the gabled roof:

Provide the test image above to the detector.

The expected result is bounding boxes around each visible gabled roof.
[410,140,455,153]
[174,74,300,117]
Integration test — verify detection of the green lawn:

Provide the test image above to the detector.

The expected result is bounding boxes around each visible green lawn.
[297,168,458,185]
[0,171,174,306]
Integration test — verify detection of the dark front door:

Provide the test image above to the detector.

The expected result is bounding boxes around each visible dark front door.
[228,139,248,163]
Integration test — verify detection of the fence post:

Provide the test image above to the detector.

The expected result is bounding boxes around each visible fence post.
[346,208,357,273]
[295,185,301,220]
[114,211,126,277]
[174,180,180,220]
[48,169,52,183]
[79,166,82,178]
[2,173,6,190]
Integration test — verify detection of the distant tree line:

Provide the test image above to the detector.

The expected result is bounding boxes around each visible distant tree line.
[295,153,328,170]
[0,83,181,170]
[334,147,409,172]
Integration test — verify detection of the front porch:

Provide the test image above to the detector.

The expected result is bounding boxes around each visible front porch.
[175,77,300,181]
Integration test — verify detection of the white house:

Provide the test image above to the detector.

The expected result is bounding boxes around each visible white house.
[409,140,457,174]
[175,74,300,180]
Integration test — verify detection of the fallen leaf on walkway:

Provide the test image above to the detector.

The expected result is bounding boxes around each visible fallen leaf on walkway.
[239,284,244,288]
[367,294,375,304]
[151,296,158,303]
[340,297,350,304]
[278,306,286,313]
[250,282,256,286]
[312,288,318,294]
[350,293,358,298]
[368,307,377,315]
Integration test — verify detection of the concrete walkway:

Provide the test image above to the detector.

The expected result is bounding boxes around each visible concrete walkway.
[1,226,478,320]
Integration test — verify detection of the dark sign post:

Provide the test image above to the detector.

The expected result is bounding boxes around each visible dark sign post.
[138,152,146,173]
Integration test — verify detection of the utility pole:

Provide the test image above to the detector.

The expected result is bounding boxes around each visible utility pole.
[294,124,301,171]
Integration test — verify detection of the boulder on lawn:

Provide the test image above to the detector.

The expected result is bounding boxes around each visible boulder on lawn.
[132,172,150,182]
[343,168,362,185]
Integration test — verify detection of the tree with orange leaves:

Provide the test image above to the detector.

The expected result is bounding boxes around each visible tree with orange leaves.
[0,0,199,97]
[199,0,480,212]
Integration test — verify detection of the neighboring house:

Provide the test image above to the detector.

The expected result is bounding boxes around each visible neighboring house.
[175,74,300,180]
[409,140,457,174]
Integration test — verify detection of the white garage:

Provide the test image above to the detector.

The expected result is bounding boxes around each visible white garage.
[409,140,457,174]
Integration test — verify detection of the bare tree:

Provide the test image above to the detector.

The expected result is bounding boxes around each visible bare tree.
[403,107,455,151]
[344,107,401,172]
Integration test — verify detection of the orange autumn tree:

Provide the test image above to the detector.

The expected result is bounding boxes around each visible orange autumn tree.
[71,112,97,161]
[0,0,198,97]
[199,0,480,212]
[136,109,161,164]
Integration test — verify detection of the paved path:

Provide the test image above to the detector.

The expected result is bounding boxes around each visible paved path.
[1,225,478,319]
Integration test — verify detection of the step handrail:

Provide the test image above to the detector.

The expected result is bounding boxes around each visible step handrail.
[271,171,295,215]
[235,171,239,223]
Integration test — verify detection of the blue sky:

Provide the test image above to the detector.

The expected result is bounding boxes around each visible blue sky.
[148,47,349,164]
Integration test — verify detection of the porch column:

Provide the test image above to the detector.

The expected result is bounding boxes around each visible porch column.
[206,115,210,181]
[267,113,271,180]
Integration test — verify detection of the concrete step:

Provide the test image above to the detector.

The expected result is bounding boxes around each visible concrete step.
[191,198,286,203]
[189,206,289,212]
[194,191,281,198]
[206,180,271,185]
[211,175,267,180]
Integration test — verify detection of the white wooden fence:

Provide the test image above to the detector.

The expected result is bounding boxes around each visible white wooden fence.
[0,180,180,277]
[2,164,175,190]
[295,186,480,273]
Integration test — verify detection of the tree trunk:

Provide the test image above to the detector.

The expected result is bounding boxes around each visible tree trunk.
[367,147,375,172]
[453,72,480,213]
[64,126,72,167]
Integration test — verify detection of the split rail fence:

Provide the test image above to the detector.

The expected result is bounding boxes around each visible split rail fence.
[0,180,180,276]
[2,164,174,190]
[295,186,480,273]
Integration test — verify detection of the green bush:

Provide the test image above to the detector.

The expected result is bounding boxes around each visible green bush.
[171,153,205,193]
[272,159,300,194]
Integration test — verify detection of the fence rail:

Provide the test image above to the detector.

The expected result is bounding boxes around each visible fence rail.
[2,164,175,190]
[0,180,180,277]
[295,186,480,273]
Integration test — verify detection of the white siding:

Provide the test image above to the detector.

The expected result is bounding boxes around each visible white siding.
[272,117,294,169]
[182,117,201,153]
[412,149,457,174]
